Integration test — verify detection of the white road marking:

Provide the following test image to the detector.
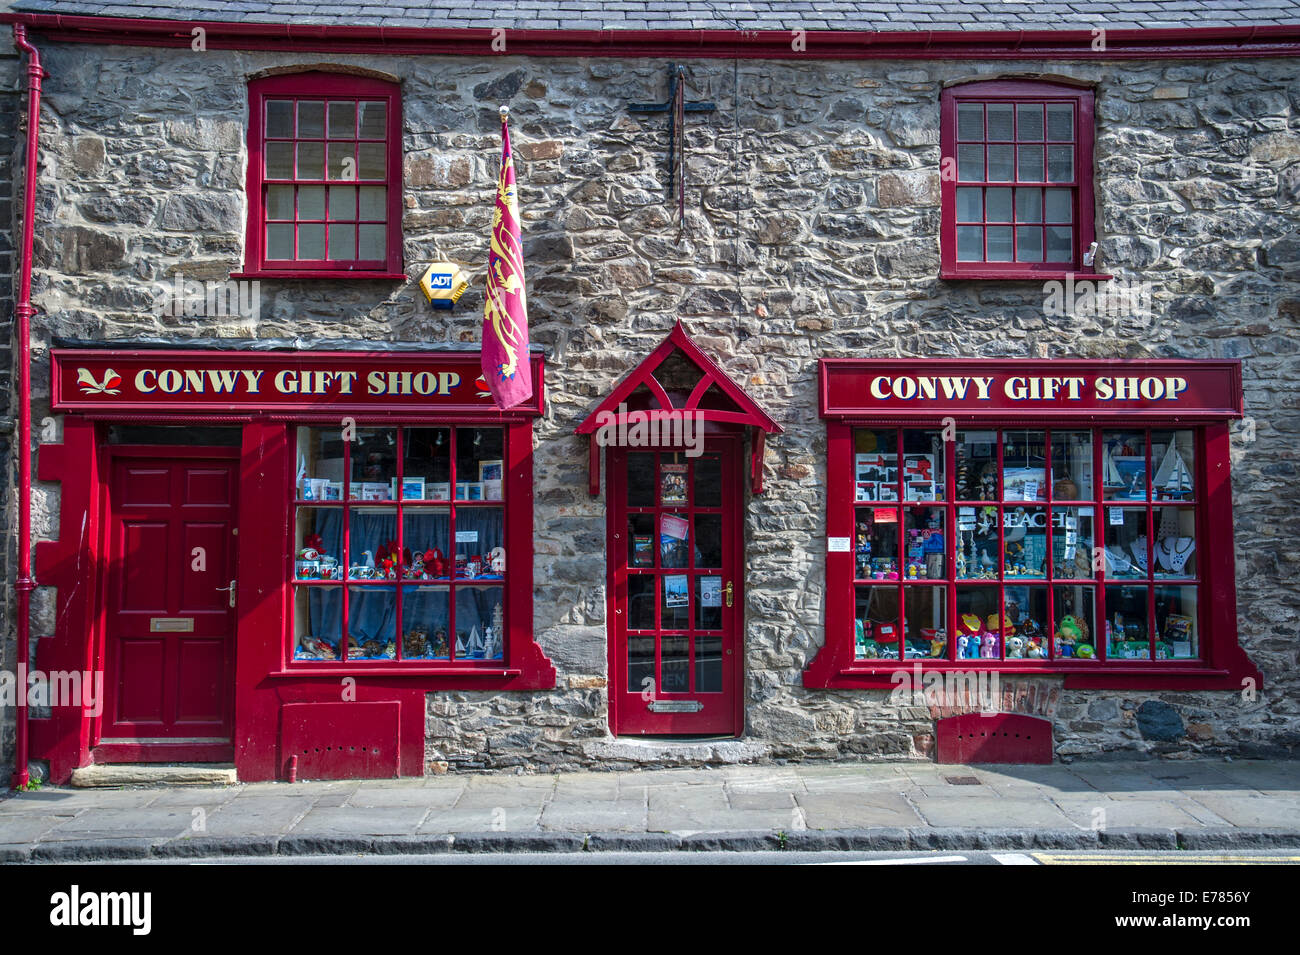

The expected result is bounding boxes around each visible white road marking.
[813,855,969,865]
[991,852,1039,865]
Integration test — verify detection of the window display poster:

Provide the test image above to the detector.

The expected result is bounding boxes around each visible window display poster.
[902,453,936,501]
[700,575,722,607]
[661,514,689,541]
[632,535,655,567]
[661,463,688,504]
[855,452,897,502]
[664,574,689,608]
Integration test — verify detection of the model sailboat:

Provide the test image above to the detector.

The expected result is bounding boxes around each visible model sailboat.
[1102,443,1124,490]
[1153,442,1192,498]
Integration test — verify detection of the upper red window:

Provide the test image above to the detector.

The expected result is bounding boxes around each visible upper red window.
[243,72,403,278]
[940,80,1097,280]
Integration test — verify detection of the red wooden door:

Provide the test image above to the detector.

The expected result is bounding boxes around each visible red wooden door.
[609,437,742,736]
[102,450,238,742]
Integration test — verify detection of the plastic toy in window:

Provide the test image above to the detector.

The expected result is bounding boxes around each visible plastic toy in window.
[489,546,505,575]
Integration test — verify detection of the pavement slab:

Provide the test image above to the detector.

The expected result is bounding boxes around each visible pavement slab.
[910,795,1075,828]
[289,806,428,836]
[793,792,921,829]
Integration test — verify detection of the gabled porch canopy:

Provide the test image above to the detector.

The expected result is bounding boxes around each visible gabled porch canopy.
[575,321,781,495]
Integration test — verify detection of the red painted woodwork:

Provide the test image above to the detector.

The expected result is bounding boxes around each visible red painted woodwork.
[935,713,1053,764]
[102,450,238,742]
[92,742,235,764]
[244,72,403,277]
[280,702,401,779]
[607,437,744,737]
[51,349,546,417]
[5,13,1299,61]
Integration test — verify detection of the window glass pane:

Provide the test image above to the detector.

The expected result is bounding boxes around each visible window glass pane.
[628,577,655,631]
[298,185,325,220]
[1156,586,1198,659]
[1044,188,1072,222]
[347,585,396,659]
[401,586,450,659]
[987,144,1014,181]
[266,185,295,220]
[359,224,386,260]
[659,512,689,569]
[1051,506,1094,579]
[327,185,355,220]
[1017,103,1044,140]
[328,100,356,138]
[856,585,900,659]
[902,430,944,501]
[1002,429,1046,501]
[956,430,998,501]
[986,104,1014,140]
[853,429,898,502]
[696,578,722,632]
[856,506,899,579]
[1053,585,1096,659]
[1153,507,1196,579]
[904,586,946,659]
[956,506,999,580]
[266,223,293,258]
[956,187,982,222]
[1045,226,1072,262]
[957,103,983,140]
[694,634,722,689]
[350,428,397,498]
[628,635,655,692]
[1103,507,1147,578]
[694,514,722,568]
[297,141,325,179]
[1046,103,1074,140]
[297,101,325,138]
[628,513,655,568]
[986,225,1013,261]
[328,142,355,181]
[294,587,342,661]
[359,101,388,138]
[956,226,983,262]
[297,426,346,495]
[328,223,356,260]
[1002,585,1049,660]
[661,576,690,631]
[905,507,946,580]
[359,185,388,220]
[1017,144,1044,182]
[455,428,505,501]
[1103,431,1148,501]
[1151,430,1195,501]
[1047,144,1074,182]
[1016,226,1043,262]
[955,587,1000,658]
[359,142,386,180]
[661,635,689,693]
[1015,188,1042,222]
[627,452,655,507]
[957,144,983,182]
[1051,430,1093,499]
[295,505,343,584]
[265,141,294,179]
[402,508,450,578]
[1004,506,1048,580]
[984,187,1012,222]
[348,507,397,581]
[454,585,505,659]
[266,100,294,137]
[298,224,325,259]
[692,455,721,508]
[1105,585,1150,659]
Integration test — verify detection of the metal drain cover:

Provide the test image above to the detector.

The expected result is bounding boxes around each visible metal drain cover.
[944,775,982,786]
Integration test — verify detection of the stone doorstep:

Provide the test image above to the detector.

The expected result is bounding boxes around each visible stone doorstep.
[69,764,238,788]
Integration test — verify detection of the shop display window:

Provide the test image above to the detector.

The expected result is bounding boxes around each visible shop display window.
[292,425,508,664]
[843,426,1207,666]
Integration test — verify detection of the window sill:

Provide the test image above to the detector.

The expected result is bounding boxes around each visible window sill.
[271,664,521,678]
[803,662,1254,692]
[231,270,410,282]
[940,270,1112,282]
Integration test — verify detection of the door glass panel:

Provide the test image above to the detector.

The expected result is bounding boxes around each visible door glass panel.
[628,514,656,568]
[1053,585,1095,659]
[661,575,690,630]
[695,635,722,692]
[661,636,690,694]
[694,514,722,568]
[627,452,655,507]
[659,513,690,569]
[693,455,721,507]
[628,636,656,696]
[696,576,722,631]
[1106,585,1150,659]
[627,576,655,630]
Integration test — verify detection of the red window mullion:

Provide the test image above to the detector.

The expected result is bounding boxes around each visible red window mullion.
[447,424,458,661]
[341,434,352,663]
[394,427,404,661]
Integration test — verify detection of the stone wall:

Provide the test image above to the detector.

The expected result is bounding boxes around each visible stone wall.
[14,44,1300,774]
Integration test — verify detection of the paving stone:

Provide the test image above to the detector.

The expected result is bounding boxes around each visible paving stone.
[417,808,542,833]
[1050,796,1210,829]
[201,796,310,836]
[289,806,428,836]
[909,795,1074,828]
[793,792,921,829]
[346,785,463,809]
[37,808,193,841]
[1184,795,1300,828]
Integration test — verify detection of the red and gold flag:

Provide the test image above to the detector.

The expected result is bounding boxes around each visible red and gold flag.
[481,106,532,411]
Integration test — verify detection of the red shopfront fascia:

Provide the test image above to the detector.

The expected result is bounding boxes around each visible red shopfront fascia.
[36,348,553,784]
[805,357,1262,692]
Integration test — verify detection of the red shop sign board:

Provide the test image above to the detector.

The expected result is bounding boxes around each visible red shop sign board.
[820,358,1242,422]
[51,349,546,417]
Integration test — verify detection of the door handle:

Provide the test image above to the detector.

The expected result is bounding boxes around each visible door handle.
[724,581,733,608]
[215,580,236,608]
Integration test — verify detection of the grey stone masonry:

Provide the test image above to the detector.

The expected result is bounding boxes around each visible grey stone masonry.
[4,44,1299,773]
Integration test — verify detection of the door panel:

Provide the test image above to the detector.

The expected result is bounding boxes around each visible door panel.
[610,438,742,736]
[102,452,238,742]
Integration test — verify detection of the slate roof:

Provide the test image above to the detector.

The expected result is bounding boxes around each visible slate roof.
[11,0,1300,31]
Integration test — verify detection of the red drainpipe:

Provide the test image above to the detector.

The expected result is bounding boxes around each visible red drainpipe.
[10,24,43,790]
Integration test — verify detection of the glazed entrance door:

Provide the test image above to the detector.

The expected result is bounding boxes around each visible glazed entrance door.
[609,437,742,736]
[101,450,238,744]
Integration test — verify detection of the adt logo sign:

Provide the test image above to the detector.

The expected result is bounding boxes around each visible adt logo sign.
[429,273,452,288]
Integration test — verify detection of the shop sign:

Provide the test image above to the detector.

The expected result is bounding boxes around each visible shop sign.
[52,349,545,416]
[820,359,1242,421]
